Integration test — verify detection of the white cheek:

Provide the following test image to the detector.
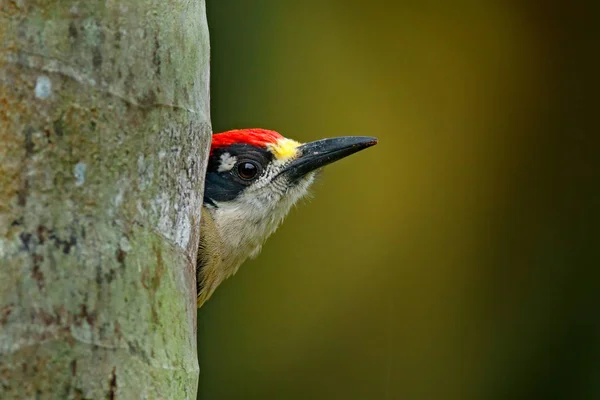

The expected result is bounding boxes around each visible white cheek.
[218,152,237,172]
[210,170,317,278]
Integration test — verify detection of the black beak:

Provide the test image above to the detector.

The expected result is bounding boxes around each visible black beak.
[280,136,377,182]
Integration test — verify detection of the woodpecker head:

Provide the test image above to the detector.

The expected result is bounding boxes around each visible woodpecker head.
[201,128,377,285]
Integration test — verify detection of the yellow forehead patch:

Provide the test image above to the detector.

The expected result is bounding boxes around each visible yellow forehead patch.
[267,138,301,161]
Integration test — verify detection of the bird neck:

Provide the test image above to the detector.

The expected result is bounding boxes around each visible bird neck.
[196,195,295,305]
[197,173,315,306]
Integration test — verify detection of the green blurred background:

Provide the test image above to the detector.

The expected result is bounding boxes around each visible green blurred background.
[199,1,598,399]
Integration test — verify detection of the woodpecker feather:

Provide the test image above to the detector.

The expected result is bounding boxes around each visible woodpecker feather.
[197,129,376,307]
[211,129,283,155]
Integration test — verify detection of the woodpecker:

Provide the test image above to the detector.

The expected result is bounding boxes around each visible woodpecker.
[196,128,377,307]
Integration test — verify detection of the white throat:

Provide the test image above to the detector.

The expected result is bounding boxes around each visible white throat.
[208,173,315,279]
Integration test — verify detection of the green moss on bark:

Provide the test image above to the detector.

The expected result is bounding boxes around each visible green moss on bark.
[0,1,210,398]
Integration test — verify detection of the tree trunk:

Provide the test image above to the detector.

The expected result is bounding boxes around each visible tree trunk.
[0,1,210,398]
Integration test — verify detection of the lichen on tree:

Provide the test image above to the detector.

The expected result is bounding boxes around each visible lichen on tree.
[0,1,211,398]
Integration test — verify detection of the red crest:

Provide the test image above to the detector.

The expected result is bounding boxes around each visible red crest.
[211,129,283,155]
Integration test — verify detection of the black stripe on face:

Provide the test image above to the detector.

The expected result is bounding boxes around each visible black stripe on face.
[204,144,274,204]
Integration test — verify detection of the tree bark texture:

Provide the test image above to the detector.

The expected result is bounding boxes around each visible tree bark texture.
[0,1,210,398]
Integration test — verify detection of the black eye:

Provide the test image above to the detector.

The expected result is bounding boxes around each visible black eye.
[237,161,259,180]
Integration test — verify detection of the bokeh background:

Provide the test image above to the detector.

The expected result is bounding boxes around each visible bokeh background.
[199,1,598,399]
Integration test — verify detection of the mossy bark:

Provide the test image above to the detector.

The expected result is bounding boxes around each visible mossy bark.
[0,1,210,398]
